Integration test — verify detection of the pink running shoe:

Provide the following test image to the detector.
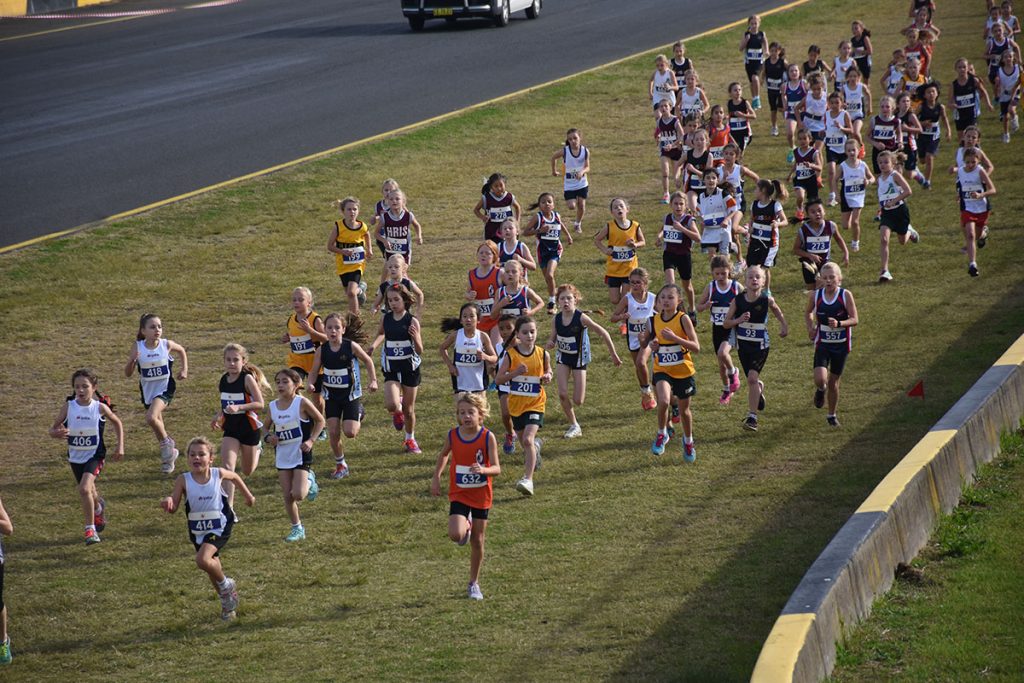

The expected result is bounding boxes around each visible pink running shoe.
[719,390,732,406]
[404,438,422,454]
[392,410,405,431]
[728,372,741,394]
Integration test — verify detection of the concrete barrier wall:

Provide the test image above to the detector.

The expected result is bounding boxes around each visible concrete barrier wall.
[0,0,109,17]
[751,334,1024,683]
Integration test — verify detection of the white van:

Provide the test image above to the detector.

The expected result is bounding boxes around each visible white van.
[401,0,542,31]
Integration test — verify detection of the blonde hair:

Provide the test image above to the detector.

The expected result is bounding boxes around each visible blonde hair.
[335,196,359,212]
[455,391,491,420]
[293,286,314,306]
[222,343,271,390]
[819,261,843,279]
[186,436,215,457]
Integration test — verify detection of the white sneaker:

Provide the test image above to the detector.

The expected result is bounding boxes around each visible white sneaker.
[160,442,178,474]
[563,424,583,439]
[515,478,534,496]
[828,192,837,206]
[1012,114,1020,132]
[219,577,238,612]
[850,240,860,252]
[770,126,779,137]
[879,270,893,282]
[468,582,484,600]
[534,438,543,470]
[907,226,920,243]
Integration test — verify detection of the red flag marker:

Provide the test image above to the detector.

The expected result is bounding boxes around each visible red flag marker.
[907,380,925,399]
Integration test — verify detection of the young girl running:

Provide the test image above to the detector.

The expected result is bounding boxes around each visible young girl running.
[877,151,918,282]
[49,369,125,544]
[267,369,325,542]
[372,253,425,319]
[727,82,756,150]
[594,197,645,312]
[467,242,501,338]
[522,193,573,314]
[371,284,425,453]
[837,139,875,252]
[377,189,423,278]
[683,128,713,213]
[546,284,621,439]
[696,255,742,406]
[984,22,1021,85]
[956,148,998,277]
[833,40,857,88]
[745,179,788,293]
[308,313,377,479]
[797,73,828,151]
[440,303,498,399]
[670,40,696,93]
[698,169,738,258]
[706,105,731,165]
[655,191,701,314]
[160,436,254,620]
[723,266,788,432]
[851,21,873,80]
[491,260,544,342]
[125,313,188,474]
[868,96,903,174]
[328,196,373,314]
[281,287,326,418]
[896,92,926,186]
[649,54,679,112]
[430,392,500,601]
[995,49,1021,141]
[212,344,268,510]
[805,263,859,427]
[677,70,709,121]
[789,128,822,222]
[824,91,855,206]
[474,173,522,244]
[739,14,767,109]
[951,58,994,140]
[783,63,808,154]
[843,67,872,146]
[916,82,952,187]
[643,284,699,461]
[610,268,658,411]
[949,125,996,176]
[495,316,551,497]
[655,99,686,202]
[881,49,907,98]
[802,44,833,91]
[551,128,590,232]
[764,42,789,136]
[370,178,400,257]
[718,143,759,264]
[497,219,537,279]
[793,198,850,289]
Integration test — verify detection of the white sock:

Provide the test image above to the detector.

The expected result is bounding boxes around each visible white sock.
[85,524,96,532]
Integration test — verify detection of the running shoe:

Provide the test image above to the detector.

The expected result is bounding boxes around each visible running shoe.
[160,442,179,474]
[683,440,696,463]
[826,415,841,428]
[546,300,556,314]
[284,526,305,543]
[515,478,534,496]
[0,637,10,665]
[813,387,825,409]
[667,424,676,439]
[878,270,893,283]
[770,126,779,137]
[651,432,668,455]
[219,577,239,613]
[468,582,484,600]
[1012,114,1020,132]
[850,240,860,252]
[331,462,350,480]
[404,438,422,454]
[534,439,542,470]
[640,391,657,411]
[728,371,741,394]
[661,192,671,204]
[574,221,583,234]
[968,263,980,277]
[358,403,366,422]
[743,415,759,431]
[977,226,989,248]
[306,470,319,502]
[357,280,368,306]
[671,404,681,424]
[687,310,697,327]
[619,322,628,336]
[85,528,101,545]
[503,433,515,455]
[317,430,328,442]
[719,389,732,406]
[828,192,837,206]
[922,179,932,190]
[94,497,106,533]
[752,95,761,110]
[392,410,405,431]
[459,519,472,546]
[907,226,920,243]
[563,423,583,439]
[1002,132,1011,143]
[757,380,766,411]
[786,149,795,164]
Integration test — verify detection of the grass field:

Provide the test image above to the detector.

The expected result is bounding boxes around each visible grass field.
[831,429,1024,682]
[1,0,1023,680]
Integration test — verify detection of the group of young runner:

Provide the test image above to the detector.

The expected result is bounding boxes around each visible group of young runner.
[8,2,1012,661]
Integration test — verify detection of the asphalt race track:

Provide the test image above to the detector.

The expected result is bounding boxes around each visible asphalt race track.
[0,0,791,248]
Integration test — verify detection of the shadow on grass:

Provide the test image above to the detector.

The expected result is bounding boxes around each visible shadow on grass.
[507,294,1024,682]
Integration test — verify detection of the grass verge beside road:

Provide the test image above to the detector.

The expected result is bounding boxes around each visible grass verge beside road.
[0,0,1022,680]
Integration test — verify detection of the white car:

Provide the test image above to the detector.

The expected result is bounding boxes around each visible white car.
[401,0,542,31]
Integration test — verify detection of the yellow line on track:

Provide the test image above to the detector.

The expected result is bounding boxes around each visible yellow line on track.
[0,15,145,42]
[0,0,811,255]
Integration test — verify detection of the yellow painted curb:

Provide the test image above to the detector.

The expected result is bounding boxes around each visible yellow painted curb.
[751,613,816,683]
[856,430,956,514]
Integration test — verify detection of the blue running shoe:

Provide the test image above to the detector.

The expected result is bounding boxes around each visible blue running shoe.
[306,470,319,502]
[651,432,668,455]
